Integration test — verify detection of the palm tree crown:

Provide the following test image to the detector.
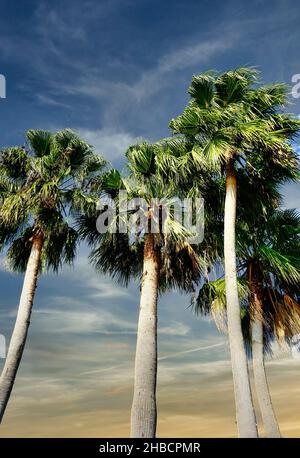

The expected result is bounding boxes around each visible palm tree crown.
[79,140,206,292]
[0,129,106,272]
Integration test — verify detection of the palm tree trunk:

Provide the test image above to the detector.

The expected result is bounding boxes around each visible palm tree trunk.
[0,233,43,423]
[250,283,281,437]
[130,233,159,438]
[224,159,258,437]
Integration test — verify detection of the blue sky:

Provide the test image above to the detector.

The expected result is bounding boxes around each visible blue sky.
[0,0,300,437]
[1,0,300,158]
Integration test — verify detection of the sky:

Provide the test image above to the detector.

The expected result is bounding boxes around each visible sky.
[0,0,300,438]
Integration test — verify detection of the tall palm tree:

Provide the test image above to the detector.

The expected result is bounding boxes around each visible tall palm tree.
[0,129,106,422]
[195,208,300,437]
[169,67,300,436]
[245,209,300,437]
[78,140,208,438]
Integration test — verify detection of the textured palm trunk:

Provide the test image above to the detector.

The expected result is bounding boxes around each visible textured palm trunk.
[250,281,281,438]
[0,233,43,423]
[224,160,258,438]
[130,233,159,438]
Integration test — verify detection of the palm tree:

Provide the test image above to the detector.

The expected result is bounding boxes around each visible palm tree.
[0,129,106,422]
[195,208,300,437]
[78,140,208,438]
[246,209,300,437]
[169,68,300,436]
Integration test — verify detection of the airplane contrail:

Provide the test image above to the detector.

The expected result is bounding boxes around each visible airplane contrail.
[158,342,225,361]
[80,342,226,376]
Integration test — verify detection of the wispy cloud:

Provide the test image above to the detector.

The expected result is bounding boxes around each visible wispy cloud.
[59,36,236,104]
[130,37,236,101]
[36,94,70,108]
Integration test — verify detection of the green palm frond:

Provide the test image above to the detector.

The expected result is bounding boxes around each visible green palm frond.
[155,136,193,157]
[6,228,33,272]
[215,67,258,106]
[202,131,231,168]
[194,277,249,331]
[159,241,203,293]
[26,130,53,157]
[188,72,216,108]
[194,277,248,315]
[169,106,203,136]
[54,129,96,172]
[75,154,107,183]
[0,147,30,180]
[126,142,155,176]
[0,192,29,225]
[76,210,100,246]
[259,244,300,284]
[102,168,124,193]
[90,232,144,286]
[0,175,20,197]
[42,223,78,272]
[246,84,289,116]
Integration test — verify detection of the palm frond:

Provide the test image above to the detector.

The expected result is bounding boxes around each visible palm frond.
[188,72,216,108]
[27,129,53,157]
[259,244,300,284]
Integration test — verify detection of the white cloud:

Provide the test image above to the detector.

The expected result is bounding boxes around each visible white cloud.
[159,322,191,336]
[32,307,136,335]
[76,127,141,162]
